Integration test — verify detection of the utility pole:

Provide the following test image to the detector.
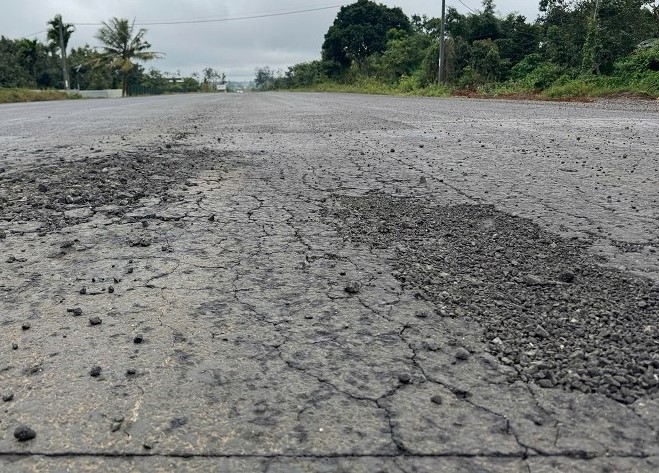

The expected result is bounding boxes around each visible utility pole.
[437,0,446,84]
[57,16,70,90]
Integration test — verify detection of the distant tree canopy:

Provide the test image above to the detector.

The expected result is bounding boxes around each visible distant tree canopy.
[1,14,230,96]
[322,0,411,70]
[258,0,659,91]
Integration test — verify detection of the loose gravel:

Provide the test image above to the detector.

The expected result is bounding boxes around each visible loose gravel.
[329,194,659,404]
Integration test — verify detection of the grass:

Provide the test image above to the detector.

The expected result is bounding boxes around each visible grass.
[0,88,75,104]
[542,76,659,99]
[275,72,659,101]
[285,79,452,98]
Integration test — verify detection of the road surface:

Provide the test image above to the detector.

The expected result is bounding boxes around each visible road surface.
[1,93,658,472]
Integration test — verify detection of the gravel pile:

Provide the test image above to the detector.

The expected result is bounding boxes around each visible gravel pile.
[0,147,226,232]
[329,194,659,404]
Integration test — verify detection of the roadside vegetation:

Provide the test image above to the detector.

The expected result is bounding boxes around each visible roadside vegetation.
[0,14,230,103]
[0,88,72,104]
[254,0,659,100]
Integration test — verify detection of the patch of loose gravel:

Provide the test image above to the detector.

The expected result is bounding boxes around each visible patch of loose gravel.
[329,193,659,404]
[0,147,228,233]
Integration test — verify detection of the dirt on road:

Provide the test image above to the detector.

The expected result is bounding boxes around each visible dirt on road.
[1,93,658,472]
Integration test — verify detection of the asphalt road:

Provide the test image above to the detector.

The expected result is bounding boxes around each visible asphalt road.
[1,93,658,472]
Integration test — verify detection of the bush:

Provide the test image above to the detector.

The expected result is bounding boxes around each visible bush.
[509,53,544,80]
[615,46,659,75]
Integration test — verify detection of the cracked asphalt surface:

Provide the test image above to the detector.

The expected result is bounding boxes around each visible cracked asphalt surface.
[1,93,658,472]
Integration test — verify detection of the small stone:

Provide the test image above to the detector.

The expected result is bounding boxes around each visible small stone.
[492,337,503,345]
[111,422,122,432]
[80,287,87,295]
[208,214,215,222]
[534,325,550,339]
[14,425,36,441]
[451,387,471,398]
[90,366,102,377]
[126,368,137,375]
[344,281,361,294]
[133,334,144,344]
[415,310,429,318]
[558,271,575,283]
[21,323,31,330]
[71,307,83,317]
[12,343,18,350]
[3,393,14,402]
[37,183,48,192]
[430,395,443,405]
[89,316,102,326]
[538,379,553,388]
[108,286,115,294]
[398,373,412,384]
[523,274,544,286]
[419,176,427,184]
[637,300,648,309]
[455,348,471,361]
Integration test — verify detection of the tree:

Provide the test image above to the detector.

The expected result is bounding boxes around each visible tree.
[322,0,412,70]
[18,39,40,85]
[47,14,74,89]
[201,67,225,91]
[254,66,276,89]
[94,18,161,97]
[372,30,433,83]
[69,45,113,90]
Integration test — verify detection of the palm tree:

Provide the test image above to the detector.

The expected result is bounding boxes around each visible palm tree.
[47,14,75,89]
[94,18,161,97]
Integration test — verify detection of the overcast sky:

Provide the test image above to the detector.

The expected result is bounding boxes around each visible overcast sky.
[1,1,540,82]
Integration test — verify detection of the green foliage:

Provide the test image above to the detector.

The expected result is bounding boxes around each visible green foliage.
[322,0,411,70]
[371,31,433,83]
[94,18,161,96]
[0,35,60,88]
[510,55,566,90]
[283,61,325,88]
[254,66,276,90]
[258,0,659,99]
[615,46,659,75]
[47,15,74,52]
[69,45,113,90]
[469,39,504,82]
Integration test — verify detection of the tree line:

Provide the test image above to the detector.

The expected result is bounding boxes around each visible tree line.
[255,0,659,96]
[0,15,227,97]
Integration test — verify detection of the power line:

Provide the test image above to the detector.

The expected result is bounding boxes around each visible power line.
[73,4,346,27]
[26,29,48,38]
[454,0,477,13]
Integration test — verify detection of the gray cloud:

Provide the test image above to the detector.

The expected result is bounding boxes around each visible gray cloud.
[1,1,540,81]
